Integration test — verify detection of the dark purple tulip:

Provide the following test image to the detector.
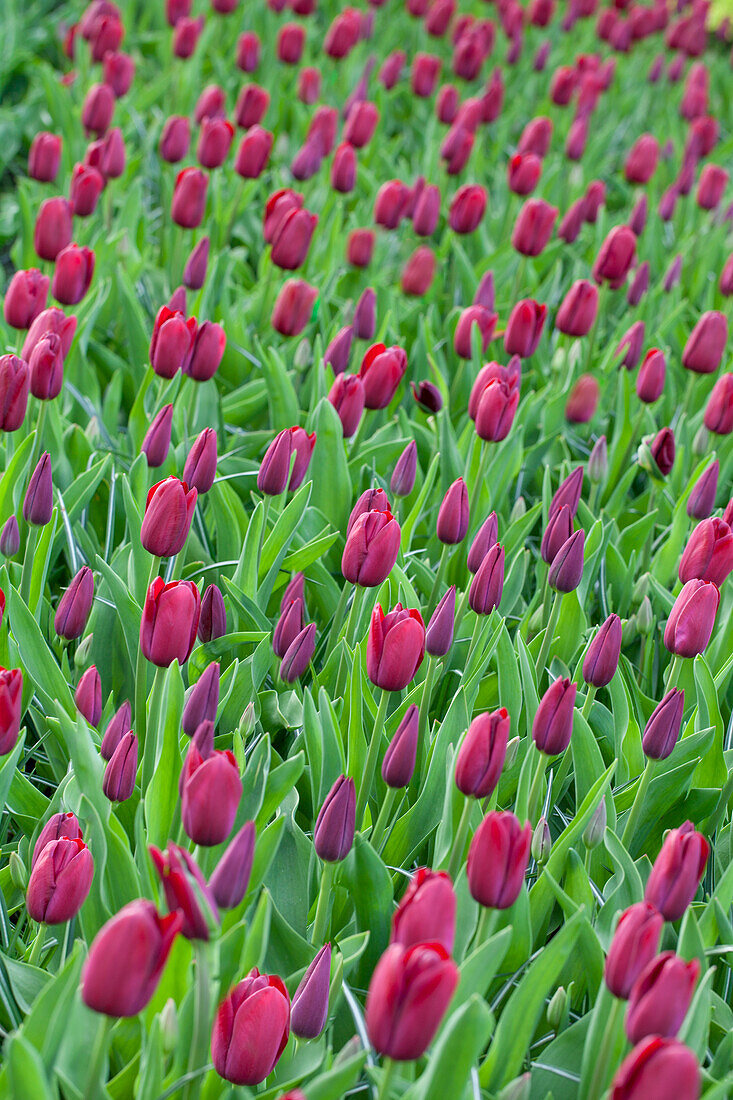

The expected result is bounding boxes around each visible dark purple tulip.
[533,677,577,755]
[183,428,217,495]
[141,405,173,468]
[324,326,354,376]
[291,944,331,1038]
[426,587,455,657]
[686,461,718,520]
[391,441,417,497]
[209,821,256,909]
[54,566,94,640]
[382,705,419,788]
[75,666,102,727]
[549,466,583,519]
[23,452,53,526]
[437,479,469,544]
[314,775,355,862]
[468,544,504,614]
[198,583,226,642]
[281,623,316,682]
[182,663,220,737]
[548,529,584,592]
[103,732,138,801]
[354,288,376,339]
[615,321,645,370]
[411,381,443,414]
[583,614,622,688]
[0,517,19,557]
[183,237,209,290]
[642,688,684,760]
[650,428,675,477]
[100,700,132,761]
[467,512,498,573]
[540,504,572,565]
[273,598,304,659]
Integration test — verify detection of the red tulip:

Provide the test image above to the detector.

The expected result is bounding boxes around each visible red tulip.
[467,810,531,908]
[366,942,458,1061]
[367,603,425,691]
[390,868,456,953]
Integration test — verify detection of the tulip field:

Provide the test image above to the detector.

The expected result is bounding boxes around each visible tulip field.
[4,0,733,1096]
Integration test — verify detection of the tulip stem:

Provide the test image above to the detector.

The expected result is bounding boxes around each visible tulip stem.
[19,525,40,609]
[182,943,211,1100]
[526,749,548,825]
[621,758,656,848]
[584,282,607,378]
[135,556,161,754]
[83,1015,111,1100]
[377,1057,397,1100]
[581,994,625,1100]
[326,581,351,658]
[665,654,683,692]
[466,439,490,510]
[535,590,562,684]
[446,797,473,882]
[345,585,366,648]
[413,656,437,793]
[581,685,597,721]
[311,861,334,945]
[355,689,390,830]
[474,907,499,950]
[371,787,398,853]
[27,923,46,967]
[27,399,48,487]
[258,494,271,573]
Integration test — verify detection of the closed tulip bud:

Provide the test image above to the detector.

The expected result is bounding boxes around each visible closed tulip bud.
[697,163,728,210]
[663,254,683,293]
[680,517,733,587]
[436,84,459,124]
[401,246,436,296]
[34,197,72,262]
[636,348,666,404]
[55,565,94,641]
[555,280,598,338]
[686,460,718,520]
[182,662,220,738]
[449,185,487,235]
[475,379,520,442]
[271,279,317,337]
[720,254,733,296]
[504,299,547,358]
[469,543,504,614]
[411,381,442,415]
[28,332,63,401]
[540,504,572,566]
[0,516,20,557]
[532,677,577,755]
[347,229,375,268]
[343,507,401,587]
[425,586,455,657]
[374,179,409,229]
[467,810,531,909]
[328,373,364,438]
[550,65,576,105]
[627,261,649,307]
[548,468,583,522]
[343,100,378,148]
[359,344,407,409]
[86,128,126,180]
[28,132,62,182]
[141,577,201,667]
[587,437,607,486]
[208,820,256,910]
[196,117,234,169]
[321,327,353,379]
[151,843,219,939]
[351,291,376,344]
[149,306,197,379]
[194,85,225,124]
[296,67,320,105]
[23,452,53,526]
[26,837,93,924]
[69,163,104,218]
[557,199,584,244]
[141,404,173,468]
[412,184,441,237]
[141,478,197,560]
[455,707,509,799]
[411,52,441,97]
[347,488,390,536]
[507,152,542,197]
[626,952,699,1044]
[664,578,719,658]
[564,117,588,161]
[645,819,708,921]
[512,199,558,257]
[565,375,599,423]
[367,603,425,691]
[593,225,636,288]
[604,902,664,999]
[75,666,102,727]
[628,196,648,239]
[271,207,317,272]
[182,428,217,496]
[103,50,134,97]
[327,142,355,193]
[171,167,208,228]
[390,440,417,497]
[583,800,606,849]
[32,811,81,868]
[212,969,290,1085]
[199,583,226,642]
[100,700,132,760]
[281,622,316,682]
[548,529,585,591]
[704,373,733,435]
[518,116,552,158]
[610,1037,700,1100]
[453,307,496,360]
[273,599,304,660]
[102,731,138,801]
[82,83,115,137]
[392,868,455,954]
[657,184,678,222]
[624,133,660,184]
[642,687,684,760]
[314,775,355,862]
[366,942,458,1061]
[183,237,209,290]
[159,115,191,162]
[615,320,645,370]
[583,613,622,688]
[437,479,469,544]
[682,311,727,374]
[276,21,304,63]
[0,667,23,755]
[52,243,94,306]
[234,126,272,178]
[82,899,182,1016]
[291,944,331,1039]
[187,320,226,383]
[173,14,204,57]
[649,427,675,478]
[381,704,419,788]
[467,512,498,573]
[181,739,241,846]
[3,269,49,329]
[532,816,551,863]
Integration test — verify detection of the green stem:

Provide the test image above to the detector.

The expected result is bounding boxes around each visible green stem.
[258,494,272,573]
[377,1057,397,1100]
[345,585,366,649]
[581,684,597,721]
[142,665,168,791]
[413,656,437,791]
[311,861,334,945]
[370,787,398,853]
[526,749,548,825]
[452,587,470,643]
[621,758,656,848]
[27,400,48,482]
[446,797,473,881]
[426,543,450,619]
[135,557,161,752]
[325,581,351,658]
[182,943,211,1100]
[473,906,499,950]
[28,923,46,967]
[584,282,607,377]
[466,612,483,661]
[83,1015,112,1100]
[665,654,684,692]
[583,996,625,1100]
[19,525,40,608]
[638,485,656,576]
[467,438,490,508]
[355,689,390,829]
[258,253,275,328]
[535,590,563,683]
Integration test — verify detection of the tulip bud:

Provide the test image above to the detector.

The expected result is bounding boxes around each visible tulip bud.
[0,516,20,557]
[23,452,53,527]
[401,246,436,296]
[704,374,733,435]
[512,198,558,257]
[367,604,425,691]
[366,942,458,1061]
[390,440,417,497]
[28,132,62,182]
[467,810,532,909]
[644,820,709,921]
[180,739,241,846]
[391,867,455,953]
[159,115,191,162]
[437,479,469,544]
[82,899,182,1016]
[426,586,455,658]
[32,810,81,868]
[649,427,675,477]
[475,379,520,442]
[182,237,209,291]
[271,279,318,337]
[686,460,718,521]
[583,800,606,849]
[182,662,220,738]
[610,1036,700,1100]
[532,816,551,863]
[54,565,94,641]
[150,843,219,939]
[455,707,510,799]
[26,837,94,924]
[605,902,664,999]
[533,676,577,756]
[212,969,290,1085]
[548,529,585,592]
[449,185,487,235]
[141,477,197,558]
[697,164,728,211]
[141,404,173,468]
[75,665,102,727]
[342,507,401,588]
[0,357,28,435]
[314,775,355,862]
[141,577,201,667]
[28,331,63,401]
[468,543,504,614]
[664,578,719,658]
[280,622,316,682]
[171,168,208,229]
[3,269,49,330]
[625,952,699,1044]
[69,164,104,217]
[381,705,419,789]
[149,306,196,379]
[82,83,115,137]
[102,730,138,802]
[467,512,499,573]
[359,344,407,410]
[291,943,331,1039]
[207,820,256,910]
[582,614,622,688]
[99,700,132,761]
[642,688,684,760]
[347,230,375,268]
[347,488,390,535]
[198,583,226,642]
[374,179,410,229]
[682,311,728,374]
[52,243,95,306]
[592,225,636,288]
[565,375,599,424]
[504,299,546,358]
[555,280,598,338]
[34,197,73,262]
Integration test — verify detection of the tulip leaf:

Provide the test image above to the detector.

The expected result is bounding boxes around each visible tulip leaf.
[341,834,393,982]
[8,585,75,721]
[309,398,352,533]
[0,432,35,526]
[300,1050,367,1100]
[403,994,494,1100]
[94,554,141,674]
[144,662,185,850]
[6,1034,56,1100]
[692,653,726,788]
[260,480,312,578]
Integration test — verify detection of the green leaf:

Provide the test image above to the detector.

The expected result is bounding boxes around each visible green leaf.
[403,995,494,1100]
[6,1034,56,1100]
[309,398,352,532]
[144,662,185,849]
[8,585,75,719]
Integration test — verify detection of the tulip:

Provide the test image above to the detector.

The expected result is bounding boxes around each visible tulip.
[86,128,126,180]
[518,116,552,157]
[540,505,572,566]
[23,453,53,526]
[662,248,681,285]
[277,22,305,63]
[271,208,318,271]
[467,513,498,573]
[102,731,138,801]
[69,163,104,217]
[532,677,577,755]
[583,614,622,688]
[610,1037,700,1100]
[150,843,219,939]
[565,375,599,423]
[183,238,209,291]
[359,344,407,410]
[658,185,678,222]
[273,599,303,660]
[636,348,666,404]
[686,461,718,521]
[54,565,94,641]
[473,272,495,312]
[449,186,487,235]
[511,199,558,257]
[103,51,134,97]
[32,811,81,868]
[697,164,728,210]
[344,101,378,148]
[271,280,317,337]
[100,700,132,761]
[234,126,272,178]
[605,902,664,999]
[297,67,320,105]
[624,134,659,184]
[366,942,458,1061]
[627,262,649,307]
[587,432,606,481]
[644,820,709,920]
[52,243,95,306]
[209,821,256,910]
[280,623,316,683]
[682,311,728,374]
[467,810,531,909]
[159,116,191,162]
[468,543,504,614]
[507,153,542,196]
[411,184,440,238]
[82,83,115,136]
[550,66,576,105]
[411,381,442,415]
[353,288,376,340]
[342,508,401,588]
[75,666,102,727]
[474,379,520,442]
[583,179,606,224]
[391,868,455,953]
[194,85,225,123]
[149,306,197,378]
[379,49,406,89]
[615,321,645,371]
[426,586,455,657]
[626,952,699,1043]
[504,299,546,358]
[664,579,719,658]
[649,427,675,477]
[642,688,685,760]
[280,573,305,615]
[347,488,390,535]
[628,196,648,238]
[141,404,173,468]
[453,307,496,360]
[704,374,733,434]
[81,899,182,1016]
[436,84,459,124]
[307,106,338,157]
[347,229,375,267]
[291,142,322,182]
[411,53,441,97]
[328,374,364,438]
[181,742,241,846]
[257,427,316,495]
[314,775,355,862]
[555,280,598,337]
[401,247,436,296]
[374,180,410,228]
[455,708,510,799]
[141,577,200,667]
[33,197,73,261]
[28,132,62,182]
[199,583,226,642]
[367,604,425,691]
[387,442,416,498]
[382,705,420,788]
[291,944,331,1039]
[234,85,269,130]
[182,662,219,736]
[680,517,733,586]
[212,970,290,1085]
[437,479,469,544]
[0,517,19,557]
[720,255,733,296]
[548,530,585,592]
[26,837,93,924]
[440,124,474,175]
[0,668,23,755]
[28,333,64,401]
[183,428,217,494]
[171,168,208,229]
[186,321,226,383]
[593,224,637,289]
[3,269,49,329]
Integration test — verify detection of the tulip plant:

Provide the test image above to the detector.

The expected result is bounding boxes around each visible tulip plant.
[2,0,733,1098]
